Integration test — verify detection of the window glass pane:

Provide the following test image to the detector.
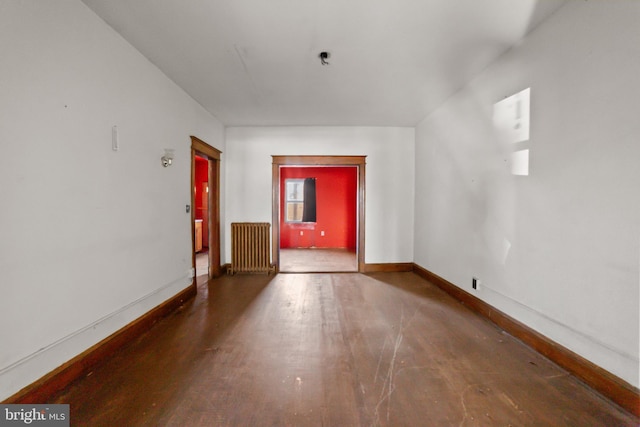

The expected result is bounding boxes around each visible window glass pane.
[286,202,303,222]
[284,178,316,223]
[286,180,304,201]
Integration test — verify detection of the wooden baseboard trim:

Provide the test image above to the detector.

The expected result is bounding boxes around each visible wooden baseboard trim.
[4,282,197,404]
[412,263,639,417]
[364,262,414,273]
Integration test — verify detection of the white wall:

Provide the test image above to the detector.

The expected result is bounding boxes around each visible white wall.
[0,1,224,400]
[414,1,640,387]
[224,127,415,265]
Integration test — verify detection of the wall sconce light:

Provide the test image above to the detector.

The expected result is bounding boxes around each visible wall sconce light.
[161,149,174,167]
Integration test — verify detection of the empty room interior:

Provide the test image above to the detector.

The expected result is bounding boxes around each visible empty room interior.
[1,0,638,425]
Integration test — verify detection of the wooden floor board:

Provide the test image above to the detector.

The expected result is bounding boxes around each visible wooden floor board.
[50,272,638,426]
[280,248,357,272]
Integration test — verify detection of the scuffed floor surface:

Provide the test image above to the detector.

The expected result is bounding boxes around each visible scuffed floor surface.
[52,272,638,426]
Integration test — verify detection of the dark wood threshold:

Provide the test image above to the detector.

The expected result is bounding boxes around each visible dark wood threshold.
[364,262,413,273]
[4,282,197,404]
[412,263,640,417]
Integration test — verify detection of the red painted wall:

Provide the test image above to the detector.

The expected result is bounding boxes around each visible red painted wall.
[195,156,208,247]
[195,156,208,220]
[280,166,357,249]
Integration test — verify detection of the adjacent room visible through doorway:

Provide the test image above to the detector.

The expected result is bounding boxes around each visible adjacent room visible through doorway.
[194,155,209,277]
[278,165,358,273]
[191,136,222,282]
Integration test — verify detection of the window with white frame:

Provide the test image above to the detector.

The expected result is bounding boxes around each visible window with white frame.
[285,178,316,222]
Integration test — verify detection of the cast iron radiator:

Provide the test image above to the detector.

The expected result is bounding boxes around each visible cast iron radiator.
[230,222,273,274]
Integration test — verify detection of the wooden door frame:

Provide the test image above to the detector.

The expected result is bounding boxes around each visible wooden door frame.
[272,155,366,272]
[191,136,222,280]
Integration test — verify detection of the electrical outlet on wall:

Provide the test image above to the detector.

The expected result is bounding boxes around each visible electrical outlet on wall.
[472,277,480,290]
[321,231,325,236]
[300,231,304,236]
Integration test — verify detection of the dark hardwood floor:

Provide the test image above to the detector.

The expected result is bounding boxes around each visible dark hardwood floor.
[51,272,638,426]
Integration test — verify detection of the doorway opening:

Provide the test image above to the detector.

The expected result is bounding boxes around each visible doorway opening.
[191,136,222,284]
[194,155,210,277]
[272,156,366,273]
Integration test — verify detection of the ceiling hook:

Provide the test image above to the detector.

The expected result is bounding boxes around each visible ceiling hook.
[319,51,330,66]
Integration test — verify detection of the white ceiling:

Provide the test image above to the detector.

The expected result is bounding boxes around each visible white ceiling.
[81,0,565,127]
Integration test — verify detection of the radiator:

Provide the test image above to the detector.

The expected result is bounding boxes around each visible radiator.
[230,222,273,274]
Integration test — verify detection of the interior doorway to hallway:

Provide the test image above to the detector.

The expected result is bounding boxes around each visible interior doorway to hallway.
[191,136,222,283]
[271,156,366,273]
[194,155,210,277]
